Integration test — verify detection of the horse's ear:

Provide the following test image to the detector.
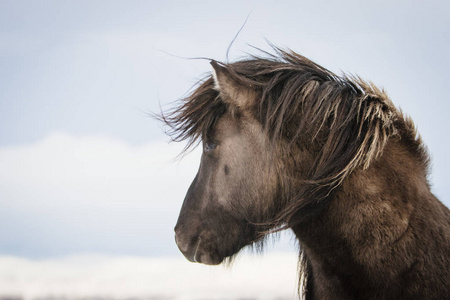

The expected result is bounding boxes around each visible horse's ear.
[210,60,251,108]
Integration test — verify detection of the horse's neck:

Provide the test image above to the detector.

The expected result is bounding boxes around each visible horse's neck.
[292,139,449,299]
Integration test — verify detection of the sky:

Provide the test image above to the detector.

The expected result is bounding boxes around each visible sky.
[0,0,449,261]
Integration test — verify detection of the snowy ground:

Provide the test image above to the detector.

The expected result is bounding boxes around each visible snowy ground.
[0,252,299,300]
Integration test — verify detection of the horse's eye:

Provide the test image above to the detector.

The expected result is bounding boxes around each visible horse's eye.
[204,142,216,153]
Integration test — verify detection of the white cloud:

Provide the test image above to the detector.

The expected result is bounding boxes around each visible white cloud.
[0,132,203,257]
[0,132,199,207]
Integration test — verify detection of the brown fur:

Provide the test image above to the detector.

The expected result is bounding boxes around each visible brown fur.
[160,48,450,299]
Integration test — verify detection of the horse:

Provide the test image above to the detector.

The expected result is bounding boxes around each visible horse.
[160,49,450,299]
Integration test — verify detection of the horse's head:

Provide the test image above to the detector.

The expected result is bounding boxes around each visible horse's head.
[173,62,284,265]
[169,51,396,265]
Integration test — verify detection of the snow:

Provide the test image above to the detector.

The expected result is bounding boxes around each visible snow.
[0,252,299,300]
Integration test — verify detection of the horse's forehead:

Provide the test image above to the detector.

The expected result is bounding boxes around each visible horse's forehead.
[214,112,260,139]
[215,115,239,136]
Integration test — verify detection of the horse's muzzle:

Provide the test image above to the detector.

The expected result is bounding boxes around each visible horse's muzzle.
[174,228,223,265]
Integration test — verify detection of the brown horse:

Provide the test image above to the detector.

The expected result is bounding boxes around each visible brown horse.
[161,49,450,299]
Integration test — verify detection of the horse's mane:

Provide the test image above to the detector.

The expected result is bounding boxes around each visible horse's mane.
[160,77,223,151]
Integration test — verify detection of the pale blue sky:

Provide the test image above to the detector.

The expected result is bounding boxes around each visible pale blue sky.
[0,0,449,258]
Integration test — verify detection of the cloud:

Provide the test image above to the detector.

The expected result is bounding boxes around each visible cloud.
[0,132,202,257]
[1,132,198,205]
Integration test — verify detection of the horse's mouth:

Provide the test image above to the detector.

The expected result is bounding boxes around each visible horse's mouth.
[175,233,225,265]
[192,237,201,263]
